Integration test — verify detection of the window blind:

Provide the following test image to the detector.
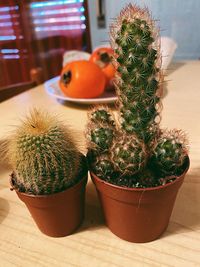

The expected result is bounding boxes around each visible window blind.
[0,4,27,60]
[30,0,86,39]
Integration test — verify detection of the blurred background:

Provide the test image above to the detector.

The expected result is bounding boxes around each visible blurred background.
[88,0,200,61]
[0,0,199,88]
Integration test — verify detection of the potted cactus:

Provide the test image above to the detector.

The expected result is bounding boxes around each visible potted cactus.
[7,109,88,237]
[86,4,189,243]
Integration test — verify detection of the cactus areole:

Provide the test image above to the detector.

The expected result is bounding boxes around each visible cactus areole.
[86,4,189,188]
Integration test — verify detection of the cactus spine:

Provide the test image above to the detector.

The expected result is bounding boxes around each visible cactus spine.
[86,4,188,187]
[8,109,82,195]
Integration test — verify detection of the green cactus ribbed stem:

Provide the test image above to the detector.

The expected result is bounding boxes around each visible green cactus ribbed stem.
[90,127,114,151]
[111,134,146,175]
[111,5,162,146]
[92,156,115,180]
[89,107,115,126]
[8,109,81,195]
[151,129,188,176]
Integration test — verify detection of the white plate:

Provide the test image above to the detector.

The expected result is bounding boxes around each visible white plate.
[62,50,91,67]
[44,76,117,104]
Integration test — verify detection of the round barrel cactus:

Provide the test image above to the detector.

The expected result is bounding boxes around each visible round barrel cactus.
[8,109,82,195]
[111,134,146,175]
[151,129,189,176]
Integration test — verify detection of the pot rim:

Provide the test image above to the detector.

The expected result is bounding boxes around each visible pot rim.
[10,174,88,199]
[91,156,190,192]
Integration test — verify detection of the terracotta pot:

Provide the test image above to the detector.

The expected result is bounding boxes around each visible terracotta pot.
[13,175,88,237]
[91,163,189,243]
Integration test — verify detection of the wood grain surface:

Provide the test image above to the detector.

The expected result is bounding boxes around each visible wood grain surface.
[0,61,199,267]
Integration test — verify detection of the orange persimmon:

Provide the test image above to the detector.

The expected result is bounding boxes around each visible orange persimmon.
[59,60,105,98]
[89,47,115,87]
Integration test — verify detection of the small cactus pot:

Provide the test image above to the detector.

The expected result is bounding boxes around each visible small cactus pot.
[91,160,189,243]
[11,174,88,237]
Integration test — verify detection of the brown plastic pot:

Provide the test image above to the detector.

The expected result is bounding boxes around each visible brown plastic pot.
[91,163,189,243]
[12,175,88,237]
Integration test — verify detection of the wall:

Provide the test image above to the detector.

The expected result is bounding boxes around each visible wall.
[88,0,200,60]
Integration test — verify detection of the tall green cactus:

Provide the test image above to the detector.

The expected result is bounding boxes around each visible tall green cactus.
[111,5,161,146]
[8,109,82,195]
[86,4,189,187]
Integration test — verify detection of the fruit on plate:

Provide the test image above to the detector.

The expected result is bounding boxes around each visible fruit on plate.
[59,60,106,98]
[89,47,115,88]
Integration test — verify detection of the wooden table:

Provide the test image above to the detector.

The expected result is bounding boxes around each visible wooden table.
[0,61,199,267]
